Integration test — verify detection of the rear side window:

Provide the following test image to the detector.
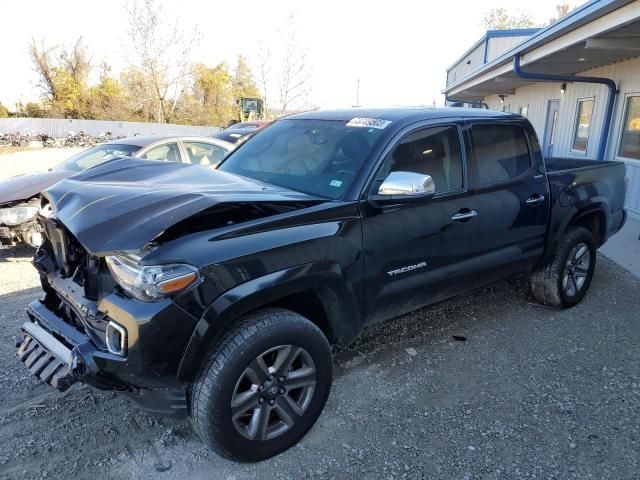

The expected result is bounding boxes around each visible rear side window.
[472,124,531,185]
[183,141,229,166]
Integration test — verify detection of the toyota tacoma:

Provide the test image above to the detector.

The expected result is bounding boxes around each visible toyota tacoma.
[15,108,626,461]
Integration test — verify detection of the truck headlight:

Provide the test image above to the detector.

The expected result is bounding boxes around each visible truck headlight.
[105,254,199,302]
[0,206,39,226]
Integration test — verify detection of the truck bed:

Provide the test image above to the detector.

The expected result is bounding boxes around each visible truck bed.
[543,156,627,254]
[544,156,623,174]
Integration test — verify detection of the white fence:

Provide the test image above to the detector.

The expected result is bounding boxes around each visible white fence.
[0,118,220,138]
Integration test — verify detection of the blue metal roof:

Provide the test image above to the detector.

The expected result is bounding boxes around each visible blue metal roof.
[446,28,541,73]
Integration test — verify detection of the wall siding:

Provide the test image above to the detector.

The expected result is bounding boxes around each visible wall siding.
[486,35,530,63]
[447,44,486,87]
[483,57,640,215]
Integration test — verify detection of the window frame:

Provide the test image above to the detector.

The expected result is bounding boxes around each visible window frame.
[518,105,529,118]
[570,97,595,156]
[468,121,535,190]
[366,122,468,200]
[615,92,640,165]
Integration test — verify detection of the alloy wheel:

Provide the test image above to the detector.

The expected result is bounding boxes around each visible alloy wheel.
[562,242,590,297]
[230,345,316,441]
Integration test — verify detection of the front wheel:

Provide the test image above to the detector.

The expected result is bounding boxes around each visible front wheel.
[530,226,597,308]
[190,308,333,462]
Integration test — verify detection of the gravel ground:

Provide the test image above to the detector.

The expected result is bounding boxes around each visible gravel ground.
[0,245,638,480]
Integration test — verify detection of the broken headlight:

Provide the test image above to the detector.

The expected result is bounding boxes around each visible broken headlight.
[105,254,199,302]
[0,206,39,226]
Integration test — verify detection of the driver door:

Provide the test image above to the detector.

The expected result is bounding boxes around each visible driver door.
[360,123,481,325]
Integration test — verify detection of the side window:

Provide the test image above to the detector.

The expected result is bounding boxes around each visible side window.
[183,141,229,166]
[381,126,463,194]
[142,142,181,162]
[472,124,531,186]
[572,98,594,153]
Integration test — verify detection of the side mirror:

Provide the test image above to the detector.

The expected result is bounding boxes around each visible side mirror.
[370,171,436,205]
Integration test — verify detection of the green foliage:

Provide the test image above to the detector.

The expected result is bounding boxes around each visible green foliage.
[0,102,8,118]
[25,102,45,117]
[22,26,263,126]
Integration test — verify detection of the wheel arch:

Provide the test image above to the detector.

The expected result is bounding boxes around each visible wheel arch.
[542,197,609,265]
[177,261,361,382]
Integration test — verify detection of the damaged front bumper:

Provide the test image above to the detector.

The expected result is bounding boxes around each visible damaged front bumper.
[16,295,193,417]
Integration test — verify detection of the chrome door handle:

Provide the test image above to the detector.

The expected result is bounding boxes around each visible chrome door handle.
[451,210,478,221]
[526,194,545,205]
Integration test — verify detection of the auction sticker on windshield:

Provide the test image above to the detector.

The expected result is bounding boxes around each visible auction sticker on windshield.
[346,117,391,129]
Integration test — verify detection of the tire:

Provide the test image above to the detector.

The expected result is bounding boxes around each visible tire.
[530,226,597,308]
[190,308,333,462]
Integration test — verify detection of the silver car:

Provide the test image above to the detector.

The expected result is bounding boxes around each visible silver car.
[0,135,235,247]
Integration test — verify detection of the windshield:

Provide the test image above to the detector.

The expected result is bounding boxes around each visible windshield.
[54,144,141,172]
[218,119,388,199]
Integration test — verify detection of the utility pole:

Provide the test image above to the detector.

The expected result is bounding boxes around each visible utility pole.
[354,78,360,108]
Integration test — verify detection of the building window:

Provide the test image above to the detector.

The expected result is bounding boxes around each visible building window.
[518,105,529,117]
[618,95,640,160]
[572,98,594,153]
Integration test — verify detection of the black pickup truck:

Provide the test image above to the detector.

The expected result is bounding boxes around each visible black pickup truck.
[16,108,626,461]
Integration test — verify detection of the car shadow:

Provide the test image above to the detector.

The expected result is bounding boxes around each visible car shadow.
[0,244,35,262]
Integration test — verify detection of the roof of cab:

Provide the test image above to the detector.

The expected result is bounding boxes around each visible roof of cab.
[287,107,517,122]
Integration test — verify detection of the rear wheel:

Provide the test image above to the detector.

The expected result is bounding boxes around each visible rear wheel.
[530,226,596,308]
[190,308,333,462]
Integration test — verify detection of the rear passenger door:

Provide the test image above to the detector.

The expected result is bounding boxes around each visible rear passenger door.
[467,121,550,280]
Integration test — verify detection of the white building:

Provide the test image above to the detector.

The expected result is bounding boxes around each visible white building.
[444,0,640,217]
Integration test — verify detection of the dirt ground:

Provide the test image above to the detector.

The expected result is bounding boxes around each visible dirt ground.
[1,243,639,480]
[0,147,84,180]
[1,148,639,479]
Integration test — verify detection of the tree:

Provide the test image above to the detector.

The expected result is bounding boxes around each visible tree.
[0,102,8,118]
[548,3,573,24]
[277,15,313,115]
[188,63,235,126]
[120,66,157,122]
[87,64,132,120]
[25,102,45,117]
[256,47,272,118]
[126,0,199,123]
[482,8,538,30]
[29,37,92,117]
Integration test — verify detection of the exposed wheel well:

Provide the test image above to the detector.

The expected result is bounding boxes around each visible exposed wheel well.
[263,288,334,344]
[570,210,605,246]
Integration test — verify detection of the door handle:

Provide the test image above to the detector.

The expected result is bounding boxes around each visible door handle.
[451,209,478,221]
[526,194,545,205]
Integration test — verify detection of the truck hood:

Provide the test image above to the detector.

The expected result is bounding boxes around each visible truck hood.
[44,157,320,255]
[0,170,75,206]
